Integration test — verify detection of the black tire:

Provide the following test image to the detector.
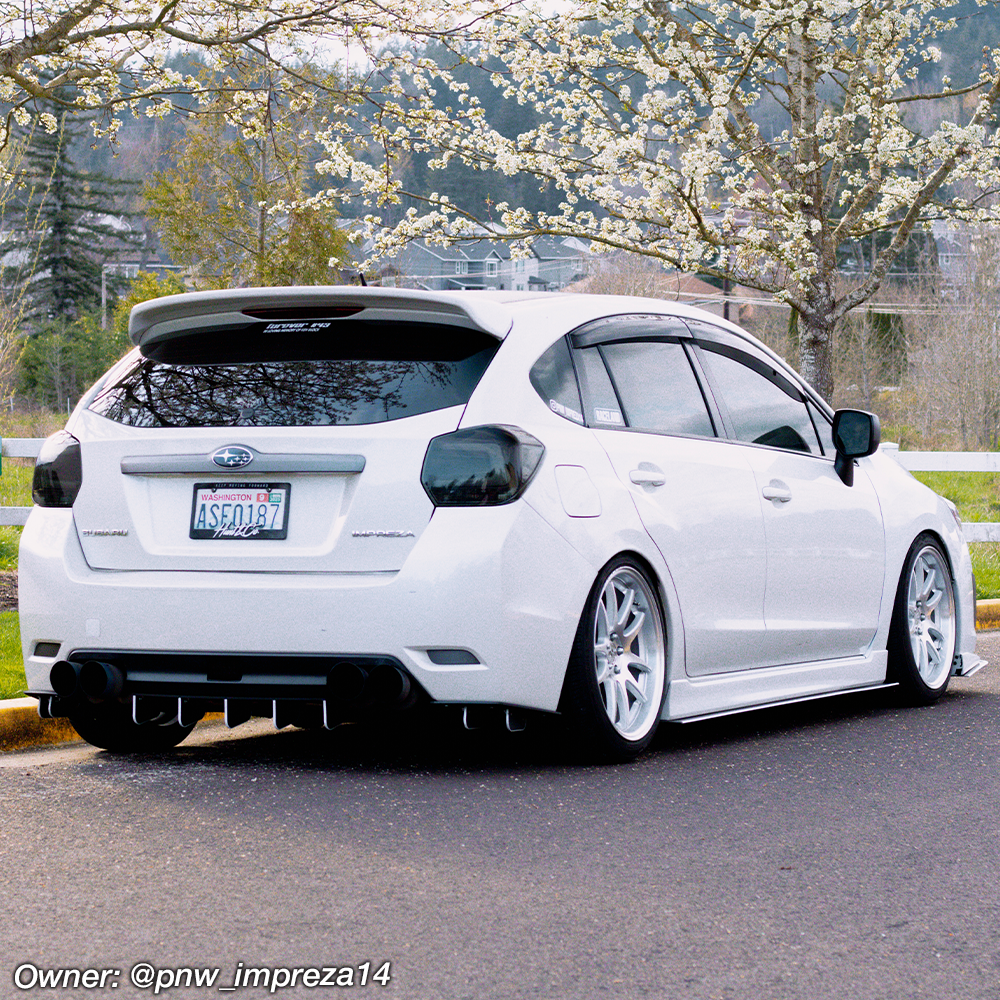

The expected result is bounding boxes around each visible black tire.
[887,533,957,705]
[559,556,668,762]
[69,701,194,753]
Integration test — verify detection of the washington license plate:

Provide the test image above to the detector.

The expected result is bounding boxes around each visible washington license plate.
[190,482,291,540]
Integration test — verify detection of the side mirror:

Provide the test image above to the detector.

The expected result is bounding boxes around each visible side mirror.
[831,409,881,487]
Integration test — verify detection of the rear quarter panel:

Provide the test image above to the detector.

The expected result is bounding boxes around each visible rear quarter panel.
[459,315,691,692]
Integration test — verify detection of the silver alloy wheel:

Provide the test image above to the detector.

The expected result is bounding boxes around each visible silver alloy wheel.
[906,544,956,691]
[592,566,666,742]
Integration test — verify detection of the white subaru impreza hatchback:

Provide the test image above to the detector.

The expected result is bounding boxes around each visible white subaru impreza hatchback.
[19,288,984,759]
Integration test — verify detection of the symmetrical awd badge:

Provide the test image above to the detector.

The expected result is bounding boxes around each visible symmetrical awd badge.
[212,446,254,469]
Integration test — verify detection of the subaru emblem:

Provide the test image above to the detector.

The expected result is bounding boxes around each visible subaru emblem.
[212,446,254,469]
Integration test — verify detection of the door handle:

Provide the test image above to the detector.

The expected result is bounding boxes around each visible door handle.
[630,468,666,487]
[762,485,792,503]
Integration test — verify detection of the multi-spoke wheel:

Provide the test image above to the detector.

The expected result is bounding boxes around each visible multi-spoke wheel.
[888,534,957,704]
[560,557,667,761]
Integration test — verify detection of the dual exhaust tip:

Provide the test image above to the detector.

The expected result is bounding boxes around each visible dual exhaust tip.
[50,659,123,703]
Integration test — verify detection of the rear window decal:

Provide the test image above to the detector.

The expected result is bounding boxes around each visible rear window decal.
[594,408,624,425]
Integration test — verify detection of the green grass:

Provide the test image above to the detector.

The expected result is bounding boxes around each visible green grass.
[0,460,35,506]
[912,472,1000,599]
[0,611,26,700]
[0,528,20,571]
[0,459,34,571]
[967,545,1000,600]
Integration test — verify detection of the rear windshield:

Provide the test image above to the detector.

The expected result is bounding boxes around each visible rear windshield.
[87,322,500,428]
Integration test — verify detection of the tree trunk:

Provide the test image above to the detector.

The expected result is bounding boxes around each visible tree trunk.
[797,301,836,403]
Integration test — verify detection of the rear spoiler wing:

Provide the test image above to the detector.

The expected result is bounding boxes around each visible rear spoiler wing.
[129,287,513,349]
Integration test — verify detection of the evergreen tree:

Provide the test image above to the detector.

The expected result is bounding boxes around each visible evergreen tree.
[18,271,184,410]
[10,102,140,325]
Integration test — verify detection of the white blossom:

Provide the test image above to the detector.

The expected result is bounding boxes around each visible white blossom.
[343,0,1000,401]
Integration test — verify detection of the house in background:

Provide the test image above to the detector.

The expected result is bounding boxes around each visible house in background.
[374,238,509,290]
[372,234,590,291]
[931,220,969,294]
[526,236,591,290]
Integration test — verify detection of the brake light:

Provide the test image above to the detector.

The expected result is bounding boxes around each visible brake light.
[421,425,544,506]
[32,431,83,507]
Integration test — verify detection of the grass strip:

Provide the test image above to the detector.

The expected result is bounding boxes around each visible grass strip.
[0,611,27,699]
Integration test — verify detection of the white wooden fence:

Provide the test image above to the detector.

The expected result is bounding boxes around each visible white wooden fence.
[1,438,999,541]
[0,439,46,526]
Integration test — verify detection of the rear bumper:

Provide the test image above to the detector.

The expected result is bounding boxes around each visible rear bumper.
[19,502,596,714]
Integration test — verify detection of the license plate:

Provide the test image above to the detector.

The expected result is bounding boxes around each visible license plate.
[190,482,291,540]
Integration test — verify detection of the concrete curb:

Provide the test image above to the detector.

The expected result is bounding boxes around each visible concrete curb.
[0,697,79,752]
[976,599,1000,630]
[4,598,1000,753]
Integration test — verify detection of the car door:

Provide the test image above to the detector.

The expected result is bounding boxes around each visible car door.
[690,324,886,666]
[569,318,769,676]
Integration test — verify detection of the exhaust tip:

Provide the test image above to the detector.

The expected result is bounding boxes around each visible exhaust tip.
[50,660,82,698]
[367,664,411,705]
[80,660,124,701]
[328,661,368,702]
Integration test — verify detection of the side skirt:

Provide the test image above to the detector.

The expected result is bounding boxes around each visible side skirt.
[663,651,889,723]
[671,682,897,725]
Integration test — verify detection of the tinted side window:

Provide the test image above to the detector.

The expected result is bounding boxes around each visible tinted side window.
[529,338,584,424]
[698,346,822,455]
[573,347,626,428]
[600,340,714,437]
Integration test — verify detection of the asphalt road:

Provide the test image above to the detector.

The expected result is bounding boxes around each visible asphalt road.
[3,639,1000,1000]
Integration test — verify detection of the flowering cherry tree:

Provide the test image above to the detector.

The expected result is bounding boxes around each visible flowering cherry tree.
[343,0,1000,400]
[0,0,490,151]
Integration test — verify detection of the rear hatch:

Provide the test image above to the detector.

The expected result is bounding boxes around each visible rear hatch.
[71,293,505,573]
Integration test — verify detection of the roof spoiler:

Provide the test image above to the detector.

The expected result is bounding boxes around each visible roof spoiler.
[128,287,513,348]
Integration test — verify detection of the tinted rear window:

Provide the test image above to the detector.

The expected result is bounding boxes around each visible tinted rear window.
[88,322,500,428]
